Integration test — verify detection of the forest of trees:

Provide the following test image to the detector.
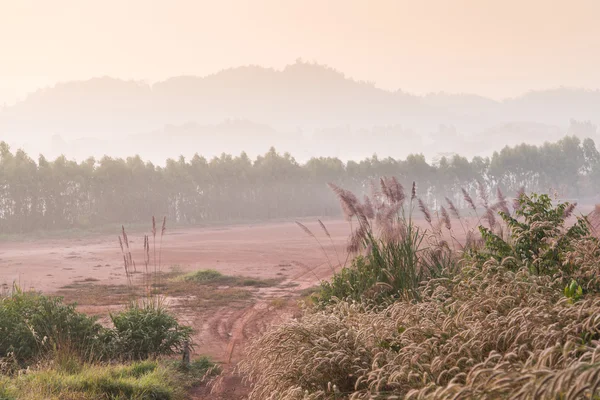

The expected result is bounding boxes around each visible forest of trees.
[0,135,599,234]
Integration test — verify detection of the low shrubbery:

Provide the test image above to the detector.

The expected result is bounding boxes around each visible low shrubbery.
[0,288,104,371]
[0,291,192,369]
[105,301,193,361]
[242,179,600,399]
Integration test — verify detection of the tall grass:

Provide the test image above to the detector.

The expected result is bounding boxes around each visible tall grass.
[306,178,457,305]
[241,183,600,399]
[113,218,193,361]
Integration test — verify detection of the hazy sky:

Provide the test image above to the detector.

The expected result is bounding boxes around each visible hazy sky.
[1,0,599,105]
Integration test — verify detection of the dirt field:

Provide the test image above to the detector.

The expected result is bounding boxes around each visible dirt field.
[0,219,354,398]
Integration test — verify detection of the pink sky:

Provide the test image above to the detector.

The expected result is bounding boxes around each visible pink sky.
[1,0,599,104]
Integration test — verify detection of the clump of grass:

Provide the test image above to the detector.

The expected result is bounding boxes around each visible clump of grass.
[308,178,456,306]
[0,358,218,400]
[178,269,226,283]
[173,269,279,288]
[104,300,193,361]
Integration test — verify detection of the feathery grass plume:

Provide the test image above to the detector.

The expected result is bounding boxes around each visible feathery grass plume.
[369,179,386,211]
[388,177,405,204]
[122,225,129,249]
[381,219,407,242]
[362,195,375,219]
[156,216,166,291]
[513,186,525,211]
[151,216,157,278]
[296,221,336,274]
[440,206,452,230]
[328,183,359,221]
[445,197,461,219]
[496,187,510,215]
[295,221,315,238]
[318,219,342,267]
[380,177,393,203]
[564,202,577,219]
[462,188,477,211]
[378,202,403,231]
[411,181,416,200]
[477,180,489,208]
[483,207,496,230]
[143,235,150,295]
[418,198,432,224]
[496,186,506,204]
[347,224,367,253]
[317,219,330,238]
[492,187,511,216]
[119,226,134,287]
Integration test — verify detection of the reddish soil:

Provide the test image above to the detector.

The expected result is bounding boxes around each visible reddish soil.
[0,219,351,293]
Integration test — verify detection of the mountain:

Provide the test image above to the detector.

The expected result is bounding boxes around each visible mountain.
[0,61,599,162]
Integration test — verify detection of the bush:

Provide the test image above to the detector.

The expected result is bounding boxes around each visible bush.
[105,301,193,361]
[0,290,194,368]
[0,288,103,369]
[476,193,590,275]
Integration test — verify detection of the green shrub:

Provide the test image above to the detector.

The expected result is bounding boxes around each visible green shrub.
[476,193,591,276]
[0,289,103,368]
[106,301,193,361]
[0,290,194,368]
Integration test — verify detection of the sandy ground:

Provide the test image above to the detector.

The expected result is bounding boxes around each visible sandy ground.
[0,219,351,293]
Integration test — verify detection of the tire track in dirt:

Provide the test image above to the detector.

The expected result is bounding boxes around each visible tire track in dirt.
[189,263,335,399]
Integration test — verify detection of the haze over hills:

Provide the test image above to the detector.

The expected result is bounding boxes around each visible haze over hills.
[1,61,599,164]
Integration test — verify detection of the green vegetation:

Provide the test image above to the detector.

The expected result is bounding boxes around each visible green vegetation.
[0,290,192,367]
[178,269,225,283]
[0,358,218,400]
[1,135,599,234]
[105,301,193,361]
[176,269,279,288]
[241,180,600,399]
[476,192,588,275]
[0,288,104,370]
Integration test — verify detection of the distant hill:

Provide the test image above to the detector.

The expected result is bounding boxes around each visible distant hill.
[1,61,599,162]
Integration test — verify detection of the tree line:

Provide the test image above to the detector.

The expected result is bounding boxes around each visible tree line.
[0,135,599,234]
